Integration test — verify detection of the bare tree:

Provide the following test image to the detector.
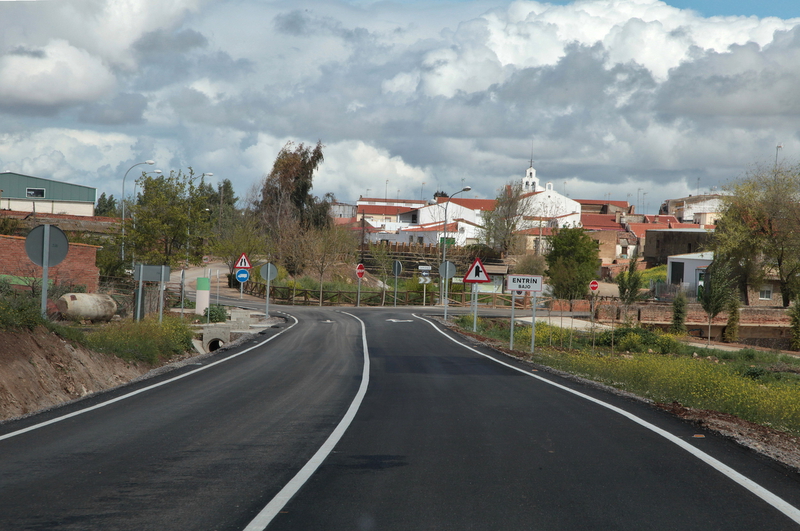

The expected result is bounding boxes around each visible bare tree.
[307,226,356,306]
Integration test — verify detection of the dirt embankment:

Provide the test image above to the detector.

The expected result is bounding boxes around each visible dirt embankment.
[0,327,150,421]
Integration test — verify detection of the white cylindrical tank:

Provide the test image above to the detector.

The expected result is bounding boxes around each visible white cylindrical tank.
[56,293,117,322]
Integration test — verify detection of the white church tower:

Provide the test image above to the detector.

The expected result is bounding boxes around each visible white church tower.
[522,162,542,192]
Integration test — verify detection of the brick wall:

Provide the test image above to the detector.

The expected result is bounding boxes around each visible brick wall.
[0,235,100,292]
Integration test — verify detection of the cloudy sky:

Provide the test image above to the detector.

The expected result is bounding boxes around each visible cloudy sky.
[0,0,798,214]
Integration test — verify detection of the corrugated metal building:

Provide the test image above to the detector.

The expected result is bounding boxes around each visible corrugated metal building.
[0,172,96,216]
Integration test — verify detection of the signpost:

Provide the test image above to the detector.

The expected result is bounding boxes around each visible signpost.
[392,260,403,307]
[25,224,69,318]
[439,260,456,319]
[236,268,250,299]
[418,265,431,306]
[507,275,544,352]
[133,264,171,322]
[463,258,492,331]
[260,263,278,317]
[589,279,599,350]
[356,263,365,307]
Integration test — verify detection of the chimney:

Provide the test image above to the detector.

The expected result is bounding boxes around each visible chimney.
[615,211,621,223]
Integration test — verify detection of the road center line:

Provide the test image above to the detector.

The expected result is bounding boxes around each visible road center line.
[413,314,800,526]
[0,313,298,443]
[243,311,371,531]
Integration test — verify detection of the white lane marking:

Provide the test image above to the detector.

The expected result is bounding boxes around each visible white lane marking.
[413,314,800,526]
[244,311,370,530]
[0,313,299,443]
[386,319,413,323]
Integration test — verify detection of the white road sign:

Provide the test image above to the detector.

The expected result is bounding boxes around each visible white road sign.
[507,274,544,292]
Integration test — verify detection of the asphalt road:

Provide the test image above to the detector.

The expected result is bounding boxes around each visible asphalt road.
[1,304,800,530]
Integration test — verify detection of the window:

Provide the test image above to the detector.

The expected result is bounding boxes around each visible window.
[26,188,45,198]
[759,285,773,301]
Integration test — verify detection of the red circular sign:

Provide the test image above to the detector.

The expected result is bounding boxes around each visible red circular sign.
[356,263,365,278]
[589,280,599,291]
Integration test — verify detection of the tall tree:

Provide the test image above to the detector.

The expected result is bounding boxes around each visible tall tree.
[711,163,800,306]
[307,226,356,306]
[697,261,736,346]
[127,169,214,266]
[545,227,599,300]
[209,208,265,284]
[481,182,530,254]
[616,250,646,320]
[255,141,332,275]
[95,192,117,217]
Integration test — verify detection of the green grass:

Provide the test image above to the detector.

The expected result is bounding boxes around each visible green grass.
[453,316,800,435]
[640,264,667,284]
[85,315,194,364]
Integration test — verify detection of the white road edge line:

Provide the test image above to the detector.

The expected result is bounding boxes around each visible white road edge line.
[243,311,370,531]
[413,314,800,526]
[0,313,299,443]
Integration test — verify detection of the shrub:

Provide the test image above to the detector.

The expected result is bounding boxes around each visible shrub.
[204,304,228,323]
[86,315,194,364]
[671,290,687,334]
[0,295,45,330]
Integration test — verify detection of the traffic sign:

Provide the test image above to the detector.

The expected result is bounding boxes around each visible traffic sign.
[356,263,365,279]
[507,275,543,292]
[235,269,250,283]
[418,265,432,271]
[590,280,600,292]
[463,257,491,283]
[260,263,278,281]
[418,276,431,284]
[439,260,456,279]
[25,224,69,267]
[392,260,403,276]
[235,252,252,269]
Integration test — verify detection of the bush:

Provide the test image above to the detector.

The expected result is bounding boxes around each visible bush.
[86,315,194,364]
[0,295,45,330]
[204,305,228,323]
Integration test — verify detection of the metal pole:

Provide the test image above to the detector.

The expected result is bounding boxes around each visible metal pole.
[180,269,185,316]
[531,291,538,353]
[40,225,50,318]
[472,283,478,332]
[136,263,144,321]
[158,265,165,324]
[357,277,361,307]
[394,269,398,307]
[264,262,272,319]
[510,292,516,350]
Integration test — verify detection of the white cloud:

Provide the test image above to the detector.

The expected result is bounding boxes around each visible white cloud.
[0,40,116,106]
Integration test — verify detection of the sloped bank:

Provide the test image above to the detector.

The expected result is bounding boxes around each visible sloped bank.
[0,327,149,420]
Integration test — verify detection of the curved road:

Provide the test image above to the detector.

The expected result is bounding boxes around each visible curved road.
[1,305,799,530]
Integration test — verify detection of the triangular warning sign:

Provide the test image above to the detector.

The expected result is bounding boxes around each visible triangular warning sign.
[463,257,491,283]
[235,252,252,269]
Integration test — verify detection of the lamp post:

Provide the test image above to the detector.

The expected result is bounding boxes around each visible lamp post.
[121,160,154,261]
[441,185,471,319]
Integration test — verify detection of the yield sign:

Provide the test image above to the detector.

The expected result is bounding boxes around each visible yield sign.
[235,252,252,269]
[463,257,491,283]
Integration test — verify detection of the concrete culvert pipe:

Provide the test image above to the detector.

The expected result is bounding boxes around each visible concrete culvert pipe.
[207,338,225,352]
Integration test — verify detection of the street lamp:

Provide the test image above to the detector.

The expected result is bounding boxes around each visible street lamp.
[121,160,154,261]
[441,185,471,320]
